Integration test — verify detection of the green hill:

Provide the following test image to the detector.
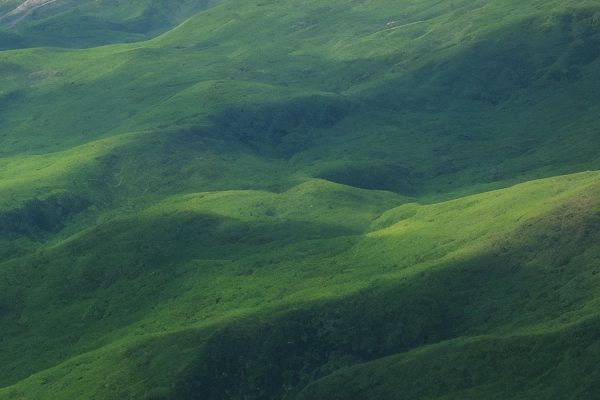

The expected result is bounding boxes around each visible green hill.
[0,0,218,49]
[1,0,600,399]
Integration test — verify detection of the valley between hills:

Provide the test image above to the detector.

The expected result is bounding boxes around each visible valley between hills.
[1,0,600,398]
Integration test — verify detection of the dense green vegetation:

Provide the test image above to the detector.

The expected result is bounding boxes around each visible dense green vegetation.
[0,0,599,398]
[0,0,218,49]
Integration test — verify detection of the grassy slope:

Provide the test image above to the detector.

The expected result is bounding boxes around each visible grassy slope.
[1,172,600,399]
[0,0,599,398]
[0,0,218,48]
[0,0,599,200]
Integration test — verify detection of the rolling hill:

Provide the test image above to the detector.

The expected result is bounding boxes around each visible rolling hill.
[0,0,217,49]
[1,0,600,399]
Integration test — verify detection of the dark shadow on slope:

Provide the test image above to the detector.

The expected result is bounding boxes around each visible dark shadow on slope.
[205,95,357,158]
[426,8,600,105]
[297,317,600,400]
[0,30,25,50]
[168,279,461,400]
[303,7,600,196]
[0,192,89,239]
[168,188,600,399]
[363,7,600,110]
[315,162,415,193]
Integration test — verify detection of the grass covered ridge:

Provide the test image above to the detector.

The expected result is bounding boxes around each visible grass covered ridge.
[2,171,600,398]
[1,0,600,398]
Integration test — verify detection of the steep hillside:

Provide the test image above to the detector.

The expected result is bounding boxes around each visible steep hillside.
[2,172,600,399]
[0,0,599,399]
[0,0,217,48]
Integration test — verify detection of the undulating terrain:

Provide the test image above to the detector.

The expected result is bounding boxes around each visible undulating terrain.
[1,0,600,398]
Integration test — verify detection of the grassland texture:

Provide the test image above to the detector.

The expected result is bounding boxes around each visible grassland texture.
[1,0,600,399]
